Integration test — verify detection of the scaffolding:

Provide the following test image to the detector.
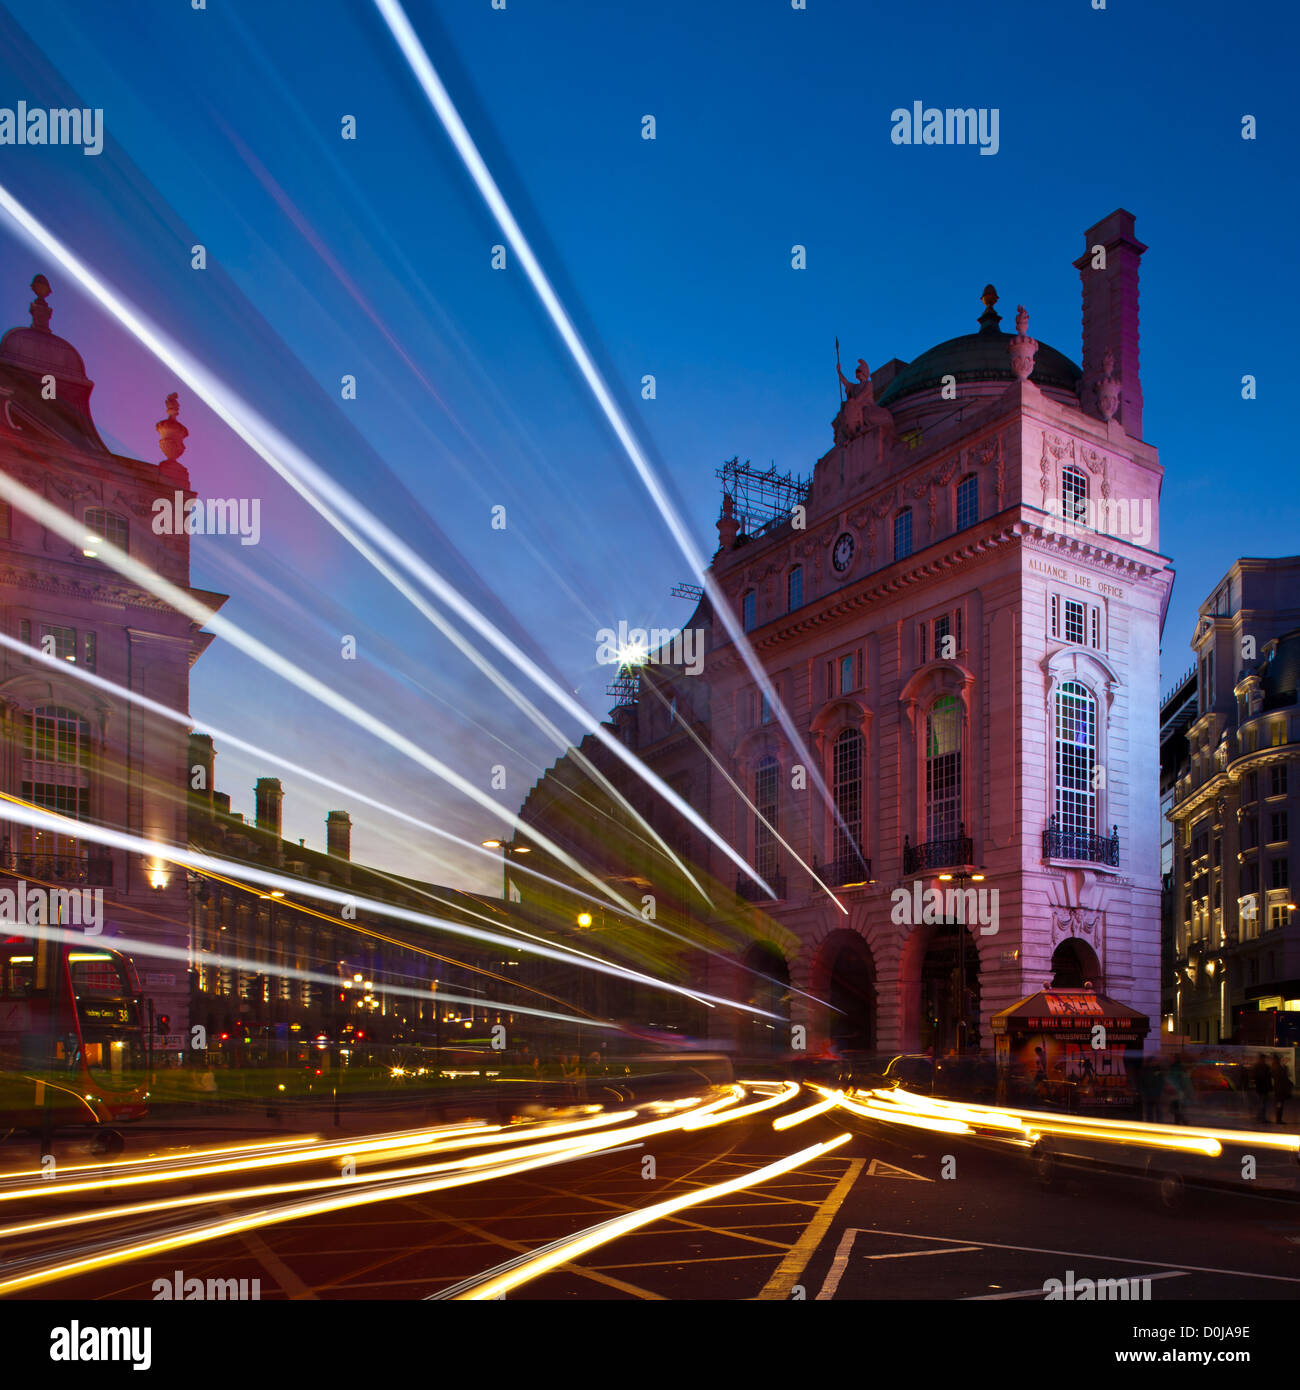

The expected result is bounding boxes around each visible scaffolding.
[716,457,810,537]
[606,670,640,707]
[670,582,704,602]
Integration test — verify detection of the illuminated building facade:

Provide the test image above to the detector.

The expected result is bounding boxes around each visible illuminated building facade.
[0,275,222,1042]
[1167,556,1300,1044]
[705,210,1173,1056]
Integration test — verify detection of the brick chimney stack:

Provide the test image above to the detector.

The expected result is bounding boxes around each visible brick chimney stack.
[254,777,283,837]
[1073,209,1147,438]
[326,810,352,861]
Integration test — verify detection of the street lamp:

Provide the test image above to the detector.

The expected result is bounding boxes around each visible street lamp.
[482,837,532,899]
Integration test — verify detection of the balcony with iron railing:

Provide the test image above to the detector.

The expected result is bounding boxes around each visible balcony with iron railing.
[736,870,786,903]
[0,848,113,885]
[1042,814,1120,867]
[813,848,873,887]
[902,825,974,875]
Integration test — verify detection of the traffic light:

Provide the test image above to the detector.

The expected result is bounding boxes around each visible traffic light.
[156,1014,170,1037]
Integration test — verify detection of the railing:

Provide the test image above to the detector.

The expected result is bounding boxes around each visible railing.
[902,827,974,875]
[0,850,113,885]
[1042,815,1120,867]
[814,850,873,887]
[737,871,785,903]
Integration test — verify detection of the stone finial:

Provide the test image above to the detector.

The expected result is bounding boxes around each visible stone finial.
[977,284,1002,334]
[1097,345,1120,421]
[156,391,189,463]
[29,274,52,332]
[717,492,740,548]
[1010,303,1038,381]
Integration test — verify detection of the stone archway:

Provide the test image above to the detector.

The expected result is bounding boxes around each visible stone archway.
[810,928,877,1056]
[1051,937,1102,989]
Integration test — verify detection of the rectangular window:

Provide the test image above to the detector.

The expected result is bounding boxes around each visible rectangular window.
[787,567,803,612]
[956,474,978,530]
[40,624,77,662]
[1050,593,1060,639]
[760,691,773,724]
[839,653,854,695]
[82,631,96,672]
[1271,858,1289,889]
[1062,468,1088,524]
[18,617,31,665]
[1064,599,1086,645]
[1090,607,1100,649]
[894,510,913,561]
[955,606,963,654]
[743,591,756,631]
[1272,722,1286,748]
[1272,765,1288,797]
[1270,904,1287,933]
[933,613,951,660]
[1248,772,1258,802]
[1271,812,1288,844]
[918,621,927,665]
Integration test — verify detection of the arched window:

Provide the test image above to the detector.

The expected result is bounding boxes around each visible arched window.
[956,473,978,530]
[894,507,913,561]
[83,508,128,557]
[925,695,961,842]
[754,755,778,879]
[1054,681,1097,840]
[742,589,756,631]
[1062,466,1088,527]
[18,705,91,864]
[787,565,803,613]
[832,728,864,874]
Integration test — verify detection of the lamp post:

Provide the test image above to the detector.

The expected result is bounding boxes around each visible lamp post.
[938,866,986,1056]
[481,837,532,900]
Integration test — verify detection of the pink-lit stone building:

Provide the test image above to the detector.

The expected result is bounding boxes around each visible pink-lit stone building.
[707,210,1173,1055]
[0,276,224,1042]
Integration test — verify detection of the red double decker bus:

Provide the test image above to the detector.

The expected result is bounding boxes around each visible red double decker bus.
[0,941,151,1153]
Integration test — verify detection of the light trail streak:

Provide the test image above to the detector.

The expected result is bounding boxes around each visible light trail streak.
[772,1091,842,1130]
[0,631,661,930]
[371,0,857,905]
[0,804,778,1020]
[0,179,746,903]
[0,1085,778,1294]
[0,463,634,918]
[446,1132,854,1300]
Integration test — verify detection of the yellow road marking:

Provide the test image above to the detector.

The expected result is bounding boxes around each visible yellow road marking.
[755,1157,864,1301]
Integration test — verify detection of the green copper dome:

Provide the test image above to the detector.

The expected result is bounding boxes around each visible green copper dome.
[877,287,1081,408]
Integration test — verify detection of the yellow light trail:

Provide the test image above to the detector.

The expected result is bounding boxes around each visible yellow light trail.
[0,1085,781,1294]
[450,1133,854,1300]
[772,1091,842,1130]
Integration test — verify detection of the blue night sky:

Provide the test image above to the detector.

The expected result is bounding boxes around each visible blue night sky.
[0,0,1293,891]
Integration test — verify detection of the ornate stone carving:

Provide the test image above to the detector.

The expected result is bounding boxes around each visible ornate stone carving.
[1009,304,1038,381]
[1096,347,1120,422]
[1051,906,1103,948]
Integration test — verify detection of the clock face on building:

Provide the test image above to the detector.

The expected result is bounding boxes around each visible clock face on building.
[832,531,855,572]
